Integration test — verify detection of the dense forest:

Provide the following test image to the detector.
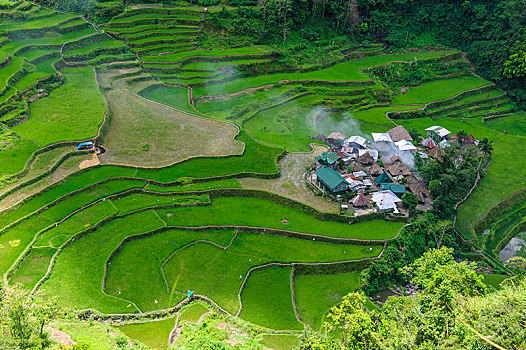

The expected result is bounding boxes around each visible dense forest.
[34,0,526,106]
[3,0,524,348]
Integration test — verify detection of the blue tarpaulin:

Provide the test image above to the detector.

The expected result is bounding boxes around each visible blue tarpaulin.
[77,141,93,150]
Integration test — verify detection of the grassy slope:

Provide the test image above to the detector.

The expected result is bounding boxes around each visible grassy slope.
[179,303,209,323]
[139,85,195,114]
[41,210,165,313]
[100,89,242,167]
[161,232,382,315]
[140,46,270,63]
[261,334,300,350]
[0,180,144,275]
[243,94,324,151]
[0,139,39,177]
[398,115,526,236]
[13,66,106,146]
[391,76,492,104]
[105,228,236,312]
[5,13,76,30]
[293,271,361,330]
[117,317,176,349]
[193,50,458,97]
[158,196,403,239]
[240,265,302,330]
[9,247,56,289]
[34,200,118,248]
[0,27,96,55]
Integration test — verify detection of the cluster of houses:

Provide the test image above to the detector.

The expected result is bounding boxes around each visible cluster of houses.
[309,125,477,215]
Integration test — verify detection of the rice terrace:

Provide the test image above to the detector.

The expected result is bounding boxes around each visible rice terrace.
[0,0,525,349]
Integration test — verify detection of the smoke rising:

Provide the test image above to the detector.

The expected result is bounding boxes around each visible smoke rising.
[372,141,416,170]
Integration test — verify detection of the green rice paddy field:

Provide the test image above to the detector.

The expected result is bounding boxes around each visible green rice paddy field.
[0,2,524,345]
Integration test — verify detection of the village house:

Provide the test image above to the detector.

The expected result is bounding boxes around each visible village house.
[387,158,412,179]
[357,152,374,166]
[316,151,340,168]
[343,174,366,192]
[406,174,430,203]
[314,166,349,194]
[429,146,444,160]
[351,193,370,207]
[387,125,413,142]
[371,190,402,213]
[344,135,367,149]
[375,172,392,185]
[314,133,328,143]
[358,148,379,162]
[425,125,451,140]
[327,132,346,144]
[395,139,417,152]
[372,132,393,143]
[380,183,406,197]
[369,162,384,177]
[421,137,438,149]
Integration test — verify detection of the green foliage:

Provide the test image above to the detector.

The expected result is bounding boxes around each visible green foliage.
[304,249,523,349]
[504,51,526,79]
[174,314,261,350]
[422,142,482,219]
[506,256,526,275]
[361,213,456,294]
[369,58,470,89]
[0,282,60,349]
[402,192,417,213]
[325,292,376,349]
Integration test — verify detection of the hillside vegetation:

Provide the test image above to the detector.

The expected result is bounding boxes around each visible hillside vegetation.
[0,0,525,349]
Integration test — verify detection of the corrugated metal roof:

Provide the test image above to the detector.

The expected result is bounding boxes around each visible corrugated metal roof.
[380,183,406,194]
[315,166,347,191]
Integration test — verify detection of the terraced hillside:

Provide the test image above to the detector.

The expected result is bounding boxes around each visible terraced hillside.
[1,1,525,345]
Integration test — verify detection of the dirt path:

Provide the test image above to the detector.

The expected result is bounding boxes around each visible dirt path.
[168,315,183,346]
[47,326,76,346]
[197,311,212,325]
[79,153,100,169]
[238,144,338,213]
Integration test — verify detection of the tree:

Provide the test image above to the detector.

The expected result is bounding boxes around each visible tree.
[0,283,60,349]
[324,292,377,349]
[402,192,417,214]
[504,51,526,79]
[478,137,493,158]
[409,128,421,141]
[506,256,526,275]
[297,330,342,350]
[456,129,468,145]
[404,247,487,305]
[427,220,453,249]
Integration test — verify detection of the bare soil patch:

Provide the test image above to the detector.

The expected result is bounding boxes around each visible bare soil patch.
[98,90,243,168]
[0,153,91,211]
[239,144,338,213]
[79,153,100,169]
[47,326,76,346]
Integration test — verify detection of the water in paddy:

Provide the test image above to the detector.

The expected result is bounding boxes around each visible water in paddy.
[499,231,526,263]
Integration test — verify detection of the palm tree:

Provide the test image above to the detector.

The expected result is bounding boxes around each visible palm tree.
[478,137,493,158]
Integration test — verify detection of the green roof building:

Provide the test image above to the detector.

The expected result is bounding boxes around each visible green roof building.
[380,183,406,197]
[375,172,392,185]
[316,152,340,167]
[315,166,348,194]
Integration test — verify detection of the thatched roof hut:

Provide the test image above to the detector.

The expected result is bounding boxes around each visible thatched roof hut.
[387,125,413,142]
[357,152,374,165]
[369,162,383,176]
[351,193,370,207]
